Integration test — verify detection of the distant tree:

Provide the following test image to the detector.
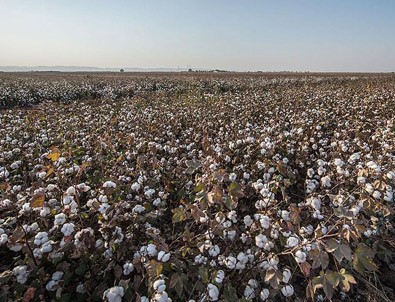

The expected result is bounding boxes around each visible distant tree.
[120,69,125,72]
[188,68,193,72]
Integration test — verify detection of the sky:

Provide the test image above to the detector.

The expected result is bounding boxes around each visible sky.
[0,0,394,72]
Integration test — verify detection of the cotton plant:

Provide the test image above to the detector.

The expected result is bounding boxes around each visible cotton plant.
[0,74,394,301]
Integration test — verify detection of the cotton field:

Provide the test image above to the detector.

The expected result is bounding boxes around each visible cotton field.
[0,73,394,301]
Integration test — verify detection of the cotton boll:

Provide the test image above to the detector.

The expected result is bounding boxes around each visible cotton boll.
[225,256,237,269]
[286,236,299,248]
[334,158,345,167]
[243,215,253,227]
[259,215,270,229]
[308,197,321,210]
[294,250,307,263]
[132,204,145,214]
[357,176,366,184]
[46,280,58,291]
[153,291,170,302]
[208,284,219,301]
[384,190,393,202]
[153,279,166,293]
[37,171,47,179]
[13,265,28,284]
[281,210,290,222]
[365,183,374,194]
[131,182,141,191]
[259,289,270,301]
[66,186,76,195]
[255,234,268,248]
[61,223,75,236]
[386,171,395,180]
[34,232,49,246]
[281,285,294,297]
[0,234,8,245]
[52,271,64,281]
[103,286,124,302]
[372,191,381,199]
[123,262,134,275]
[54,213,67,226]
[103,181,116,188]
[244,285,255,299]
[229,173,237,182]
[40,207,51,217]
[157,251,171,262]
[208,245,220,257]
[321,176,331,188]
[215,270,225,284]
[282,268,292,283]
[41,241,53,253]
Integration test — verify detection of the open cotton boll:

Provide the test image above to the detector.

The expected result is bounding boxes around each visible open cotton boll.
[373,191,382,199]
[208,284,219,301]
[255,234,268,248]
[123,262,134,275]
[229,172,237,182]
[208,245,220,257]
[52,271,64,281]
[321,176,331,188]
[103,181,116,188]
[281,285,294,297]
[307,197,321,210]
[157,251,171,262]
[244,285,255,299]
[294,250,307,263]
[153,279,166,293]
[243,215,253,227]
[66,186,76,195]
[282,268,292,283]
[40,207,51,217]
[34,232,49,246]
[215,270,225,284]
[103,286,124,302]
[286,236,299,248]
[365,183,374,194]
[61,223,75,236]
[41,241,53,253]
[260,289,270,301]
[259,215,270,229]
[13,265,28,284]
[333,158,345,167]
[0,234,8,245]
[153,291,170,302]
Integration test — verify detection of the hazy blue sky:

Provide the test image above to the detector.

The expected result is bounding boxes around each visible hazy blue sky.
[1,0,394,71]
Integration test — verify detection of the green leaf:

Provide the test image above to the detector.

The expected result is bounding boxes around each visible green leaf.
[223,285,237,301]
[198,267,209,283]
[75,264,87,276]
